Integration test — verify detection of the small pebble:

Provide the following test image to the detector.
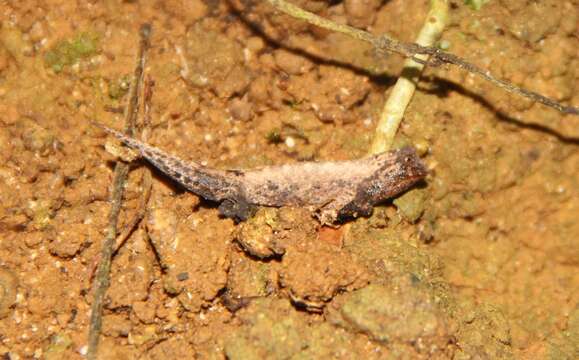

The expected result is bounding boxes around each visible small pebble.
[285,136,296,148]
[78,345,88,356]
[0,267,19,319]
[273,49,312,75]
[245,36,265,53]
[228,97,253,121]
[177,272,189,281]
[344,0,380,28]
[438,39,451,50]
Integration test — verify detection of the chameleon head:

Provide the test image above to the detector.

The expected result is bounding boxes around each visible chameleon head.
[394,146,428,183]
[335,147,428,223]
[372,146,428,198]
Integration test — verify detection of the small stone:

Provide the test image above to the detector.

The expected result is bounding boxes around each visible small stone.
[44,333,73,360]
[0,267,18,318]
[248,76,270,103]
[128,325,157,346]
[27,199,56,230]
[55,312,72,328]
[20,119,56,155]
[176,272,189,281]
[280,238,368,312]
[273,49,312,75]
[108,253,154,307]
[102,313,132,337]
[49,224,88,258]
[393,188,427,223]
[155,305,170,319]
[331,281,452,353]
[344,0,381,29]
[226,253,274,300]
[132,301,156,324]
[24,232,44,248]
[246,36,265,53]
[235,208,285,258]
[1,213,29,230]
[229,97,254,121]
[154,0,208,22]
[184,23,250,98]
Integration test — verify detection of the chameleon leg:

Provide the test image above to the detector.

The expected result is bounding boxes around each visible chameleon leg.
[218,196,257,222]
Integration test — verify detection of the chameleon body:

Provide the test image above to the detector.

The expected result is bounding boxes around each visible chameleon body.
[96,124,427,224]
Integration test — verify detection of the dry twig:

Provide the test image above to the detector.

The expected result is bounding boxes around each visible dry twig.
[111,77,155,255]
[86,23,151,360]
[265,0,578,115]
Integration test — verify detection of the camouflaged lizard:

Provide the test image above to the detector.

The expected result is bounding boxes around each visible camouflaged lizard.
[95,124,427,224]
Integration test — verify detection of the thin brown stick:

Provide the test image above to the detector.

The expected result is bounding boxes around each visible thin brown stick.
[264,0,578,115]
[86,24,152,360]
[142,75,155,134]
[111,172,153,255]
[111,77,156,255]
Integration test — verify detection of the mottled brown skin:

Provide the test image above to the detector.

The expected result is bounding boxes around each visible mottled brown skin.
[95,124,427,224]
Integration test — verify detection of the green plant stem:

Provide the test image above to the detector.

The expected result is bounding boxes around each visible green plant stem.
[370,0,449,154]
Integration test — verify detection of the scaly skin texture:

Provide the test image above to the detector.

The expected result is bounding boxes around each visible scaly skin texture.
[95,124,427,224]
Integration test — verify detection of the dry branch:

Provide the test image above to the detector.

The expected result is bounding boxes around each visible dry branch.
[86,23,151,360]
[265,0,578,115]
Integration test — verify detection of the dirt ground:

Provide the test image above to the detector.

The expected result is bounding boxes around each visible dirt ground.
[0,0,577,359]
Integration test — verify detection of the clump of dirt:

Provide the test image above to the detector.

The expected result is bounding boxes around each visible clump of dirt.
[329,282,454,357]
[146,193,232,311]
[0,0,577,359]
[184,22,251,99]
[224,298,391,359]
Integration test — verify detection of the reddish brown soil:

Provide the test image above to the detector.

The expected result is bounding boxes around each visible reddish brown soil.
[0,0,577,359]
